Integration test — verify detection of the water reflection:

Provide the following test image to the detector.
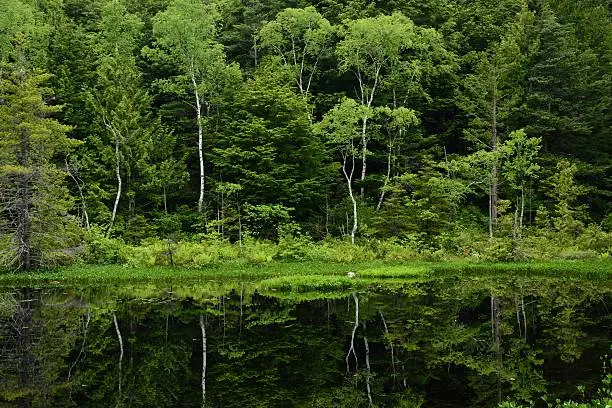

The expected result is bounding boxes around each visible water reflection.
[0,274,610,407]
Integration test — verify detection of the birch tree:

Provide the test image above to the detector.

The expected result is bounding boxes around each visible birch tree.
[374,106,419,211]
[258,6,333,96]
[316,98,368,245]
[337,12,449,198]
[337,13,412,198]
[500,129,541,244]
[150,0,241,213]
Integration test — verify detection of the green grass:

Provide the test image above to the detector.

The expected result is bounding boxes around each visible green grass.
[0,260,610,287]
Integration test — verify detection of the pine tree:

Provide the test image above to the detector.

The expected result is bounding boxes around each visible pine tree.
[0,69,79,269]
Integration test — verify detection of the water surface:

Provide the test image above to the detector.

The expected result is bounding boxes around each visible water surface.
[0,272,610,407]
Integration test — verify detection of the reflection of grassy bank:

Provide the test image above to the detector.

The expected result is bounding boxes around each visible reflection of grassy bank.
[0,260,609,286]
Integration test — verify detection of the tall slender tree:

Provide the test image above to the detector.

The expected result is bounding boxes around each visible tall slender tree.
[89,0,155,237]
[149,0,241,213]
[0,0,78,270]
[316,98,366,244]
[459,6,535,238]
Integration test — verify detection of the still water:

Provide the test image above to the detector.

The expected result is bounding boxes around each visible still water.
[0,273,610,407]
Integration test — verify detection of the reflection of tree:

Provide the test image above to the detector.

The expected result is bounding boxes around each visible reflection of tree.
[0,277,608,407]
[0,289,83,407]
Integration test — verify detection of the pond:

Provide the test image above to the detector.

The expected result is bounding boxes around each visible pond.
[0,272,610,407]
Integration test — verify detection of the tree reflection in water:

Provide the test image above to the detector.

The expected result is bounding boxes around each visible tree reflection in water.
[0,274,609,407]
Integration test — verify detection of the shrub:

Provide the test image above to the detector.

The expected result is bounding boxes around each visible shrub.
[576,225,612,253]
[81,227,126,264]
[307,240,376,263]
[242,238,277,264]
[366,239,419,261]
[276,235,313,261]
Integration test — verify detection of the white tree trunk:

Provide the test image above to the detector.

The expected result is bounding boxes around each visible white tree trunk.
[108,137,122,237]
[379,310,396,376]
[113,313,123,401]
[200,315,207,408]
[342,153,358,245]
[65,157,90,230]
[376,145,392,211]
[360,115,368,198]
[363,322,373,407]
[345,292,359,373]
[192,74,205,213]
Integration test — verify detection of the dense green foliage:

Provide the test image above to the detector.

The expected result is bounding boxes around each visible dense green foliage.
[0,0,611,268]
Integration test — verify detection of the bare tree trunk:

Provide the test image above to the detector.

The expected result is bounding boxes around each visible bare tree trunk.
[342,152,358,245]
[491,294,502,403]
[379,311,396,377]
[192,74,205,213]
[220,190,225,238]
[489,82,499,240]
[199,315,207,408]
[252,34,258,67]
[360,114,368,199]
[346,292,359,373]
[355,67,380,199]
[362,322,373,407]
[113,313,123,404]
[165,314,169,343]
[107,137,121,238]
[68,310,91,381]
[325,191,330,235]
[521,296,527,342]
[17,127,31,270]
[376,145,392,211]
[520,185,525,235]
[239,283,244,337]
[14,290,35,405]
[65,157,90,230]
[515,296,522,338]
[237,196,243,255]
[163,185,168,214]
[513,198,519,243]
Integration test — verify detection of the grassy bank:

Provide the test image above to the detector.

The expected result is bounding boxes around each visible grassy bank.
[0,260,610,286]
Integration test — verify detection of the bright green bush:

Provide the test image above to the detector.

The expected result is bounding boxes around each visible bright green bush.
[576,225,612,253]
[276,235,314,260]
[306,240,377,263]
[365,239,420,261]
[498,371,611,407]
[68,221,612,269]
[242,238,277,264]
[80,227,126,265]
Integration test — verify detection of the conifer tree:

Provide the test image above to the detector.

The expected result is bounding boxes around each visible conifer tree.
[0,69,78,269]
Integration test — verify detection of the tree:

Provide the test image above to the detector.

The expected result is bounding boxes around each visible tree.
[0,70,78,269]
[0,0,78,270]
[149,0,241,213]
[373,106,419,211]
[499,129,541,242]
[458,6,536,238]
[544,159,587,238]
[89,0,156,237]
[337,12,450,198]
[0,0,49,69]
[258,6,333,96]
[316,98,366,244]
[212,62,331,224]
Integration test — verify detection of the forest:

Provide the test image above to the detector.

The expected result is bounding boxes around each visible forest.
[0,0,611,270]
